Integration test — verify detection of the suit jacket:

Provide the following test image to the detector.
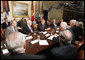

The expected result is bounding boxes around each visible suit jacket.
[38,23,48,31]
[5,26,18,38]
[51,23,56,28]
[1,51,45,59]
[23,24,34,34]
[49,44,77,59]
[2,22,10,29]
[70,25,81,41]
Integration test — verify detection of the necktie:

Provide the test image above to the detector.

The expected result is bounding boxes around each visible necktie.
[29,26,33,33]
[6,22,8,26]
[42,25,44,29]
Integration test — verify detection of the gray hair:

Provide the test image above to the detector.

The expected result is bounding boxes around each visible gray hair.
[59,30,72,44]
[10,20,17,25]
[60,22,68,30]
[6,32,26,51]
[70,19,77,25]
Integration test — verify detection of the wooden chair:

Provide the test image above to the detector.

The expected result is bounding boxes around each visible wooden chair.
[76,36,84,48]
[77,44,84,59]
[1,29,6,40]
[77,50,84,59]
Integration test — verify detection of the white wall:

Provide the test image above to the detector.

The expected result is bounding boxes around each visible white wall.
[5,1,32,22]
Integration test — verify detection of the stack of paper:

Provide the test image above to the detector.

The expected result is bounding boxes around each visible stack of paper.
[56,31,59,33]
[2,49,9,54]
[47,35,54,40]
[39,40,49,45]
[43,31,47,35]
[45,34,50,37]
[25,36,33,40]
[30,39,39,44]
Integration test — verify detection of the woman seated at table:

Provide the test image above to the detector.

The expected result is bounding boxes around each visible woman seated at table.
[23,20,34,34]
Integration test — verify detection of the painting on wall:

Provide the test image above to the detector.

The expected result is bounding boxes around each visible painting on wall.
[11,1,29,17]
[1,1,3,13]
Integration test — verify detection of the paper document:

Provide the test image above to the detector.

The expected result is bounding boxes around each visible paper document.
[39,31,43,33]
[45,34,50,37]
[47,35,54,40]
[39,40,49,45]
[2,49,9,54]
[43,31,47,35]
[30,39,39,44]
[25,36,32,40]
[18,27,21,29]
[56,31,59,33]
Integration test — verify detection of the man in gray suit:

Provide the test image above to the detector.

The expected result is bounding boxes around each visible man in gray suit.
[5,20,18,38]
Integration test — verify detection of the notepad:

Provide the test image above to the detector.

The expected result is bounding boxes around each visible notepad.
[25,36,33,40]
[39,40,49,45]
[2,49,9,54]
[45,34,50,37]
[47,35,54,40]
[30,39,39,44]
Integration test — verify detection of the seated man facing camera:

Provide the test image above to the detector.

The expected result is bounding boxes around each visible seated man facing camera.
[5,32,45,59]
[23,20,34,34]
[46,30,77,59]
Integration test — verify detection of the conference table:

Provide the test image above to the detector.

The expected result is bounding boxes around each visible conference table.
[1,28,59,56]
[25,31,56,55]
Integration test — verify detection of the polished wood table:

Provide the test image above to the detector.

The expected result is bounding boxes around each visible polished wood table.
[25,32,55,55]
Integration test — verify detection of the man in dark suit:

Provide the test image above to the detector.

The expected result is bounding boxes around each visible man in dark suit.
[2,18,10,29]
[3,32,45,59]
[69,20,82,44]
[38,19,48,31]
[23,20,34,34]
[44,30,77,59]
[51,19,57,29]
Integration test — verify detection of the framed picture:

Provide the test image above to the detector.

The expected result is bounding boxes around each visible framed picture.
[1,1,3,13]
[11,1,29,17]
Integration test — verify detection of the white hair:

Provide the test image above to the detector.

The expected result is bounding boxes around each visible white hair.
[79,22,84,26]
[60,22,68,29]
[70,19,77,25]
[6,32,26,51]
[59,30,72,44]
[27,20,32,24]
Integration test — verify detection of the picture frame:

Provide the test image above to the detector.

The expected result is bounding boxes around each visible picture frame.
[11,1,29,18]
[1,1,3,13]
